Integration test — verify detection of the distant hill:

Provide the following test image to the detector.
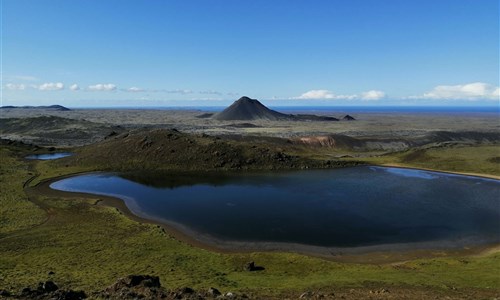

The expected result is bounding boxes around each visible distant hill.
[0,105,70,111]
[213,97,289,121]
[213,97,338,121]
[342,115,356,121]
[0,116,124,146]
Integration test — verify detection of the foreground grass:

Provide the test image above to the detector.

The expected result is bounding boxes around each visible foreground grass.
[0,145,499,296]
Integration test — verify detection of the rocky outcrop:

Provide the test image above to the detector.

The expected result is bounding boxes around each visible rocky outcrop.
[244,261,265,272]
[98,275,165,299]
[14,281,86,300]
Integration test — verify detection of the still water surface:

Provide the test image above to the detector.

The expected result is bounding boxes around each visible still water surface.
[50,167,500,248]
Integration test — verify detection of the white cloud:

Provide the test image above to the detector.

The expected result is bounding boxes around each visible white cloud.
[491,87,499,98]
[88,83,117,91]
[70,84,80,91]
[295,89,357,99]
[38,82,64,91]
[412,82,499,100]
[361,90,385,100]
[126,87,145,92]
[5,83,27,90]
[296,89,336,99]
[294,89,384,100]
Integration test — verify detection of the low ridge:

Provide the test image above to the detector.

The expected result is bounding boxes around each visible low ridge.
[0,104,70,111]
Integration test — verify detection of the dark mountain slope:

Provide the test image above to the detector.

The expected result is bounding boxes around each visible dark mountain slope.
[213,97,289,121]
[213,97,340,121]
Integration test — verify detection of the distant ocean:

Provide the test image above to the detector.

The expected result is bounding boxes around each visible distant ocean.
[87,106,499,114]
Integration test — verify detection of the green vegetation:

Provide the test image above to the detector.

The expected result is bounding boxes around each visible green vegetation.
[0,147,46,235]
[355,144,500,177]
[1,143,499,297]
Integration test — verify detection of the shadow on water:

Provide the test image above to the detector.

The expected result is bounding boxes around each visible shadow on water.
[119,170,293,189]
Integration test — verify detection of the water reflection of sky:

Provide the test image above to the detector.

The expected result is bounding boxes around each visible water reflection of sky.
[26,152,73,160]
[371,167,438,180]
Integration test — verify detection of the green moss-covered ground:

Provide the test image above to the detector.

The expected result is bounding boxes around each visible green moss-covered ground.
[1,144,499,297]
[355,144,500,177]
[0,148,46,235]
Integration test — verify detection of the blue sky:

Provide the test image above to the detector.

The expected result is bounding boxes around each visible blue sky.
[1,0,499,107]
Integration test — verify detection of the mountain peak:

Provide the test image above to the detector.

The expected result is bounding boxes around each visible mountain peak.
[213,97,288,121]
[237,96,253,101]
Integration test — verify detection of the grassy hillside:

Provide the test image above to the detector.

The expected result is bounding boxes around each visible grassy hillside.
[1,134,499,298]
[51,128,360,172]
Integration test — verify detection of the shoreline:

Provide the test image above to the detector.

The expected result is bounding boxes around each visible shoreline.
[379,163,500,180]
[29,166,500,264]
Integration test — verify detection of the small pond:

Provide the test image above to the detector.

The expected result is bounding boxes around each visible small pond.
[26,152,73,160]
[50,166,500,249]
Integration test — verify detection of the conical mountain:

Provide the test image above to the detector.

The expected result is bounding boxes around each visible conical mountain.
[213,96,289,121]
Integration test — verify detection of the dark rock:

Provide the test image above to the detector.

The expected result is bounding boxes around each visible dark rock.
[39,280,59,292]
[244,261,255,271]
[0,289,10,296]
[208,287,221,296]
[53,289,87,299]
[108,275,161,290]
[105,131,119,139]
[21,287,33,296]
[244,261,265,272]
[100,275,164,299]
[48,271,55,275]
[179,287,194,294]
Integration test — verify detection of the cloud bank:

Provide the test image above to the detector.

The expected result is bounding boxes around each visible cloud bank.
[88,83,117,91]
[5,83,27,90]
[126,87,145,92]
[361,90,385,100]
[38,82,64,91]
[294,89,385,100]
[410,82,499,100]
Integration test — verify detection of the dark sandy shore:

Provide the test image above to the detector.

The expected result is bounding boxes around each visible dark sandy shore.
[30,168,500,264]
